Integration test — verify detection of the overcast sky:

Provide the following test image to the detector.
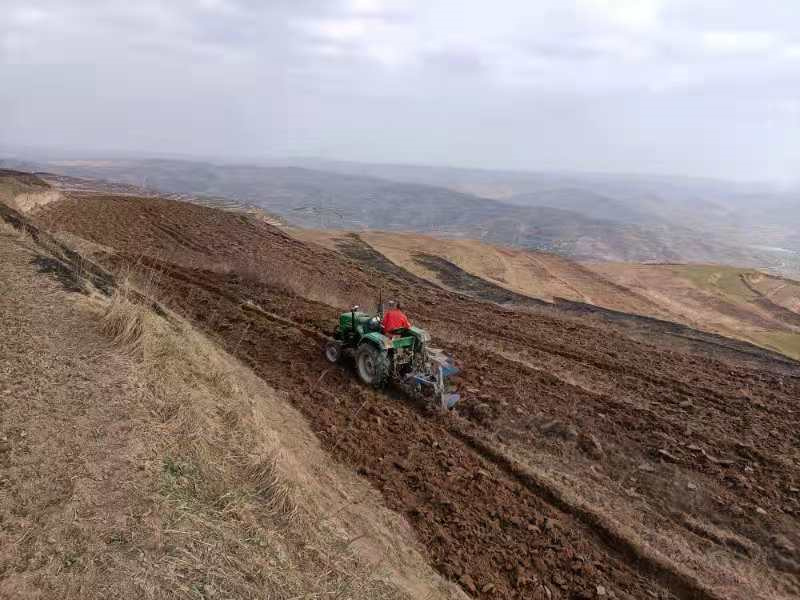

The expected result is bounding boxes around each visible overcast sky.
[1,0,799,181]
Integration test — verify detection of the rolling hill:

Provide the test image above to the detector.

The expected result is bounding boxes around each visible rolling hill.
[4,166,797,360]
[587,262,800,360]
[0,157,783,269]
[292,228,668,313]
[286,158,800,273]
[288,157,798,228]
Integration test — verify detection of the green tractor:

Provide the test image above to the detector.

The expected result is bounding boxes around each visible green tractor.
[324,305,460,410]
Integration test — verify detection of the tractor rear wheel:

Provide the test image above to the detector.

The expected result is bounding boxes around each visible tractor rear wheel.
[356,343,390,388]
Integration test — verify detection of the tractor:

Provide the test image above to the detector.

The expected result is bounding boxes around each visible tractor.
[324,305,460,410]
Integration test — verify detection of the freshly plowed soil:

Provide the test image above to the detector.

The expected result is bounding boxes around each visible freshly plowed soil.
[38,194,800,599]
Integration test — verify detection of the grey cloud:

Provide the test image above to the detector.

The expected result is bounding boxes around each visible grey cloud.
[1,0,799,181]
[525,38,614,61]
[423,48,486,74]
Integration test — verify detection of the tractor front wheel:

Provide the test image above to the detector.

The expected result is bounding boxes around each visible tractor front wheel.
[324,340,342,364]
[356,343,390,388]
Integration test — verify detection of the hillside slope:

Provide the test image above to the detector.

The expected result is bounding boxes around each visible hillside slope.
[0,202,457,599]
[0,168,64,213]
[292,228,671,316]
[293,228,800,360]
[27,180,800,600]
[588,262,800,360]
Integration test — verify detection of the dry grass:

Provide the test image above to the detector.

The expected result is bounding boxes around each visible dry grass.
[0,218,18,235]
[52,230,117,261]
[0,173,63,214]
[102,280,149,352]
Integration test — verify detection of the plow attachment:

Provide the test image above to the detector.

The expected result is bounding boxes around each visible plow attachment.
[405,348,461,410]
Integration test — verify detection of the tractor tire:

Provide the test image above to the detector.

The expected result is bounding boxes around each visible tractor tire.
[324,340,342,364]
[356,343,390,388]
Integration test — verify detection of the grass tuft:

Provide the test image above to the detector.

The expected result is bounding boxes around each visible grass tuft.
[101,280,148,353]
[244,452,298,520]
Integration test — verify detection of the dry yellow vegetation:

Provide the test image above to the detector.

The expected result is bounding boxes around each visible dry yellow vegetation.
[587,262,800,360]
[0,171,64,214]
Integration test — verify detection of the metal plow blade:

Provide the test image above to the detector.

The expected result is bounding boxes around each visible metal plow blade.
[428,349,461,410]
[442,391,461,410]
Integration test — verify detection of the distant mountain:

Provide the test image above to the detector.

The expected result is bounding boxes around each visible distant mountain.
[500,187,660,225]
[1,156,795,271]
[284,157,800,272]
[287,157,798,227]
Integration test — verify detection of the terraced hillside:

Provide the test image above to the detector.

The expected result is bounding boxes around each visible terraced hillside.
[294,228,800,360]
[292,229,671,316]
[22,177,800,600]
[589,263,800,360]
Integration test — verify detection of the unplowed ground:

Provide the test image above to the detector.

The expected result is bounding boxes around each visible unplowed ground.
[38,194,800,600]
[588,262,800,360]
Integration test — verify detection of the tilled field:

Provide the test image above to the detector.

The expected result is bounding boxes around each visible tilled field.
[38,194,800,599]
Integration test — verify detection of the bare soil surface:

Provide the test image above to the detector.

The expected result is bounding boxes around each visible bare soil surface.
[328,233,547,306]
[413,252,549,307]
[299,229,800,361]
[37,193,800,599]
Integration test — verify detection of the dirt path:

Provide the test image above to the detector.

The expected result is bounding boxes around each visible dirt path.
[0,225,151,598]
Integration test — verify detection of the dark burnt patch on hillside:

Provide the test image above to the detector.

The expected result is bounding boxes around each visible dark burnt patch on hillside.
[554,298,800,371]
[333,233,430,286]
[413,252,549,307]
